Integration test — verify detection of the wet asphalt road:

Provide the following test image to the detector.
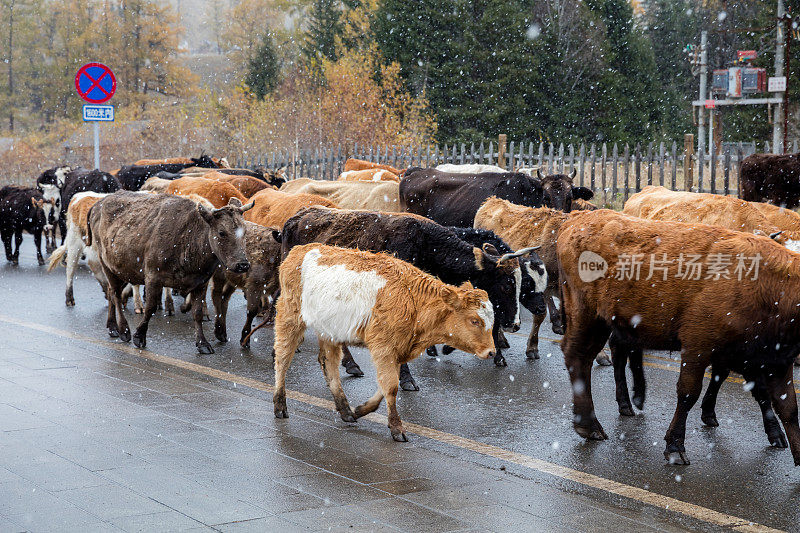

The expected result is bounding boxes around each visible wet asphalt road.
[2,239,800,532]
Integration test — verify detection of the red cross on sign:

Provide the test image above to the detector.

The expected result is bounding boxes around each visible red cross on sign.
[74,63,116,104]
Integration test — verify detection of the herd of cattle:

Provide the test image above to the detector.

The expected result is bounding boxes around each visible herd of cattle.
[1,151,800,466]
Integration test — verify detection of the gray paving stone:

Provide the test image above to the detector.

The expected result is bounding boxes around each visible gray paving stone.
[55,484,170,519]
[109,510,205,533]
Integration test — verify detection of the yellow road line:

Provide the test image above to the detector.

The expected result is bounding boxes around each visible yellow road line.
[0,314,782,533]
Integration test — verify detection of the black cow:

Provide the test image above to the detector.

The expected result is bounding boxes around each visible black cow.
[740,152,800,208]
[280,207,538,390]
[117,155,217,190]
[0,186,51,265]
[400,168,594,226]
[37,167,121,247]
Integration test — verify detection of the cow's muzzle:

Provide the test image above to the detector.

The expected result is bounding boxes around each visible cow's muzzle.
[231,261,250,273]
[476,349,495,360]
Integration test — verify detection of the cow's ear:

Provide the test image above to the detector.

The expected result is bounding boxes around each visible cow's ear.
[441,285,461,309]
[197,202,214,223]
[228,197,243,208]
[459,281,474,291]
[572,186,594,200]
[271,230,282,243]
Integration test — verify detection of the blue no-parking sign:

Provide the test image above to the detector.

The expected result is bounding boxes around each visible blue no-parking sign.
[74,63,116,104]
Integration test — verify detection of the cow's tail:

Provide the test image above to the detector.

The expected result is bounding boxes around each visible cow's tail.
[241,316,270,347]
[85,205,94,247]
[47,245,67,272]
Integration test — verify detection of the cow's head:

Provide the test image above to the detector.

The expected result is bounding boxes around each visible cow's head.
[197,197,254,273]
[213,157,231,168]
[519,254,548,316]
[471,243,537,332]
[768,230,800,253]
[263,166,287,188]
[192,155,217,168]
[536,169,593,212]
[38,184,61,224]
[440,282,496,360]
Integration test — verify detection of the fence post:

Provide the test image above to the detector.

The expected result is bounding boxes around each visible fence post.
[683,134,694,191]
[698,148,705,193]
[537,142,544,169]
[646,141,653,186]
[547,143,554,174]
[528,142,534,167]
[498,134,507,169]
[470,142,475,163]
[658,141,665,187]
[737,142,744,198]
[634,143,642,193]
[508,141,514,170]
[567,144,575,175]
[710,144,717,194]
[612,143,618,200]
[478,141,484,165]
[671,141,678,190]
[558,143,565,173]
[489,142,495,165]
[623,144,630,201]
[589,143,597,192]
[460,143,466,165]
[578,143,586,187]
[601,143,607,206]
[723,145,731,196]
[518,142,524,171]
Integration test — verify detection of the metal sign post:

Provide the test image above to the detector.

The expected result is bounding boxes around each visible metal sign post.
[74,63,116,169]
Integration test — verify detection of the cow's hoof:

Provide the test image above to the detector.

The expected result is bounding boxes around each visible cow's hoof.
[340,411,357,423]
[632,394,645,410]
[240,336,251,349]
[108,326,119,339]
[426,346,438,357]
[274,408,288,419]
[214,325,228,343]
[118,329,131,343]
[391,431,408,442]
[441,345,455,355]
[196,342,214,355]
[494,354,507,367]
[343,360,364,377]
[65,299,75,307]
[575,422,607,441]
[400,376,419,391]
[664,450,690,465]
[165,306,174,317]
[526,348,539,360]
[596,353,612,366]
[132,333,146,349]
[618,404,635,417]
[180,303,190,314]
[552,324,565,335]
[701,413,719,427]
[767,427,788,448]
[37,258,45,266]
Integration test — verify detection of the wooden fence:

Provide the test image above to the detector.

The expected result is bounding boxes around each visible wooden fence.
[237,139,798,206]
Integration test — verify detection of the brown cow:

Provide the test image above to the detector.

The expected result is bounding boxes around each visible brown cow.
[198,171,271,197]
[624,186,800,251]
[280,178,401,212]
[245,187,338,228]
[134,156,229,168]
[572,199,599,210]
[750,201,800,232]
[87,191,253,354]
[557,209,800,466]
[337,169,401,183]
[210,221,282,347]
[166,176,249,209]
[473,197,611,365]
[272,243,495,441]
[740,152,800,208]
[343,158,405,176]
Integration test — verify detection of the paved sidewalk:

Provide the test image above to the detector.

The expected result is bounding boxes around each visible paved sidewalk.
[0,321,719,532]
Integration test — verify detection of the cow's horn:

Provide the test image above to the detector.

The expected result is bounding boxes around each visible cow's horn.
[498,246,541,263]
[536,168,544,179]
[569,169,577,179]
[770,231,784,240]
[240,200,255,213]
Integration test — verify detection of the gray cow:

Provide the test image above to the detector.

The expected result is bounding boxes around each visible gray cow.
[87,191,252,353]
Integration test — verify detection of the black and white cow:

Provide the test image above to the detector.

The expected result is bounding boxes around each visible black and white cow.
[0,186,52,265]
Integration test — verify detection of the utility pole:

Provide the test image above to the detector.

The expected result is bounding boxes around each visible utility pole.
[783,10,791,152]
[698,31,708,158]
[773,0,785,154]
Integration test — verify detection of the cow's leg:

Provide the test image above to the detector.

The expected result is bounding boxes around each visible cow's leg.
[318,339,355,422]
[59,217,66,246]
[105,271,130,342]
[164,288,174,316]
[33,229,44,265]
[240,295,262,349]
[132,280,161,349]
[340,346,364,377]
[629,344,646,409]
[609,332,633,416]
[765,365,800,465]
[492,323,506,367]
[64,241,83,307]
[527,311,546,359]
[371,356,405,441]
[1,228,12,261]
[547,292,564,335]
[563,319,610,441]
[663,358,706,465]
[191,284,214,354]
[211,276,235,343]
[273,297,305,419]
[12,230,22,264]
[749,374,788,448]
[398,363,418,391]
[700,364,729,427]
[133,285,144,314]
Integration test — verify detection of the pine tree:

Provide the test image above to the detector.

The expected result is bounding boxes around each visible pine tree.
[301,0,343,67]
[246,32,281,100]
